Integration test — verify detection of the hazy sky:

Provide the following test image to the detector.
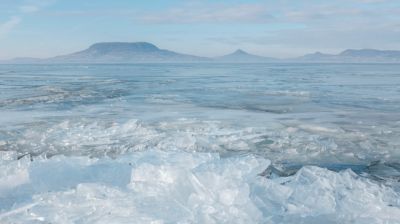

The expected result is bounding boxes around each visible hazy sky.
[1,0,400,59]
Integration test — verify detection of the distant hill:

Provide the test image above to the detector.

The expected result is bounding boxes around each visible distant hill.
[215,49,276,62]
[296,52,333,61]
[1,43,400,63]
[340,49,400,58]
[296,49,400,63]
[48,42,210,63]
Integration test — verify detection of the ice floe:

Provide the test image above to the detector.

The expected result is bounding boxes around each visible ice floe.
[0,151,399,223]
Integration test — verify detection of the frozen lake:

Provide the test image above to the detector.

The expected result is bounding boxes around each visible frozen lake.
[1,63,400,223]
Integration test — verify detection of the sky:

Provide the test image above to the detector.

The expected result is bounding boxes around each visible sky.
[0,0,400,60]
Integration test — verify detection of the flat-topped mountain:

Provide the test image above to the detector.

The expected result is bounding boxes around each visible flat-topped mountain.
[85,42,160,54]
[49,42,209,63]
[215,49,276,62]
[297,49,400,62]
[297,51,332,60]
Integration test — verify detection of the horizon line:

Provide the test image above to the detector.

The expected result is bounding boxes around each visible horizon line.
[2,41,400,61]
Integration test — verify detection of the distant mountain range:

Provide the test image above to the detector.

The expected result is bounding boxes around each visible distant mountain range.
[297,49,400,63]
[1,42,400,63]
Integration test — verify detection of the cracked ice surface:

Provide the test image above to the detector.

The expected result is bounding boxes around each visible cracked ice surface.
[1,151,399,224]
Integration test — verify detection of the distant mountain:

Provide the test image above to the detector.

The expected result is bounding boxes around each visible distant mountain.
[296,49,400,63]
[297,52,333,61]
[215,49,276,62]
[1,43,400,64]
[340,49,400,58]
[47,42,210,63]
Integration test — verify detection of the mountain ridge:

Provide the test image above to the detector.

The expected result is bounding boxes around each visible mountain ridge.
[49,42,210,63]
[296,49,400,62]
[1,42,400,63]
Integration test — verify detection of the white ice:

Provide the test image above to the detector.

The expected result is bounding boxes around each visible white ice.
[1,150,399,224]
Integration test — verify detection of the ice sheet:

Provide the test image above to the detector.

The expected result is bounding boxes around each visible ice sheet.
[1,151,399,223]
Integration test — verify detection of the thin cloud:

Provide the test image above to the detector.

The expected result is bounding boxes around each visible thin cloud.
[19,5,40,13]
[139,4,273,24]
[354,0,388,3]
[0,16,21,38]
[0,0,53,39]
[43,9,138,17]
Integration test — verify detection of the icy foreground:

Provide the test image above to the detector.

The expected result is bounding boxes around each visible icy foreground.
[1,63,400,223]
[1,151,399,224]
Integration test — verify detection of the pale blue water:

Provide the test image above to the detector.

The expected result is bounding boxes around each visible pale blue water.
[1,63,400,223]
